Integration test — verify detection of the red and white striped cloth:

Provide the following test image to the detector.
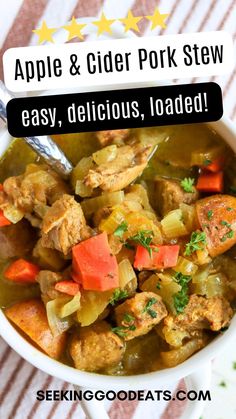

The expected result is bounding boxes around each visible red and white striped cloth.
[0,1,236,418]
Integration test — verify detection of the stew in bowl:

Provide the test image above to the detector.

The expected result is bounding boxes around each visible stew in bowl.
[0,123,236,375]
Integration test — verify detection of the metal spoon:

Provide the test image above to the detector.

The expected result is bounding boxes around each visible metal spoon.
[0,80,73,177]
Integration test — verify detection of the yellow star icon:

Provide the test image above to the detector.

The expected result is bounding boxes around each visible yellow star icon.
[146,8,169,30]
[63,17,86,41]
[92,12,115,36]
[32,20,57,44]
[120,10,142,33]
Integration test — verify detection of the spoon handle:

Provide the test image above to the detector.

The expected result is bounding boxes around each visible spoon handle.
[0,81,73,177]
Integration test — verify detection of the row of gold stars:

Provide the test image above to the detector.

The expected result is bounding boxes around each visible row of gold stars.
[33,9,169,44]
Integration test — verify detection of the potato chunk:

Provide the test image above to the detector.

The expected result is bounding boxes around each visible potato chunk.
[161,336,207,368]
[5,299,66,359]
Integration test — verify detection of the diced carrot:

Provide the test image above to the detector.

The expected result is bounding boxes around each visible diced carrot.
[0,184,3,191]
[196,171,223,193]
[202,156,225,173]
[134,245,180,270]
[4,258,40,283]
[72,232,119,291]
[5,299,66,359]
[55,280,80,296]
[0,209,11,227]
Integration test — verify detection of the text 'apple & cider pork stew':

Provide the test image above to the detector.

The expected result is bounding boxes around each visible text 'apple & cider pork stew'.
[0,124,236,375]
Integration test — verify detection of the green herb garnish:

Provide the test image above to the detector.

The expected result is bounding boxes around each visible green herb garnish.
[220,235,227,242]
[129,230,155,257]
[220,220,231,228]
[207,210,213,220]
[111,326,127,338]
[227,207,233,211]
[129,324,136,331]
[109,289,128,306]
[219,220,234,242]
[114,221,128,238]
[173,272,191,314]
[184,231,207,256]
[123,313,135,323]
[112,313,136,337]
[142,297,157,318]
[156,283,161,290]
[219,381,227,387]
[180,177,195,193]
[204,159,212,166]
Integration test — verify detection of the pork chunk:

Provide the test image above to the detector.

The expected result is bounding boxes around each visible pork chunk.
[96,129,129,147]
[84,143,152,192]
[1,164,69,215]
[164,295,233,335]
[0,219,36,259]
[70,321,125,372]
[154,177,199,217]
[114,292,167,340]
[41,194,90,255]
[36,270,63,302]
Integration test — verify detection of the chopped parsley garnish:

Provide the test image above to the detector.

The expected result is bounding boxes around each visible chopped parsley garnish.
[129,324,136,331]
[207,210,213,220]
[219,220,234,242]
[184,231,207,256]
[129,230,155,257]
[227,207,233,211]
[219,381,227,387]
[123,313,135,323]
[124,242,135,250]
[173,272,191,314]
[180,177,195,193]
[109,289,128,306]
[112,312,136,337]
[220,220,231,228]
[220,235,227,242]
[114,221,128,238]
[204,159,212,166]
[142,297,157,318]
[111,326,127,338]
[156,283,161,290]
[233,361,236,370]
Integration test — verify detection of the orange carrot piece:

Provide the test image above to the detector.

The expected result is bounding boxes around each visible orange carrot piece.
[72,232,119,291]
[196,171,223,193]
[0,209,11,227]
[134,245,180,270]
[203,156,225,173]
[4,259,40,283]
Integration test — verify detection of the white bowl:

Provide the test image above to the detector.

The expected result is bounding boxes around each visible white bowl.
[1,21,236,419]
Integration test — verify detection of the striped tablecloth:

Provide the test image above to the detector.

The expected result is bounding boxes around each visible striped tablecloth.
[0,1,236,418]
